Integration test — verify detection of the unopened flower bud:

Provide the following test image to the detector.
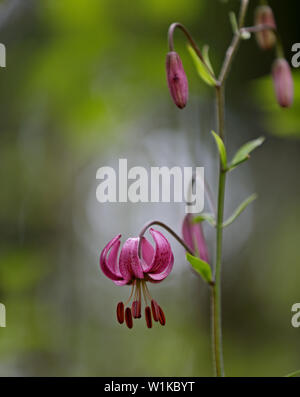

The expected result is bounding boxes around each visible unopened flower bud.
[166,51,188,109]
[254,5,276,50]
[272,58,294,108]
[182,214,209,263]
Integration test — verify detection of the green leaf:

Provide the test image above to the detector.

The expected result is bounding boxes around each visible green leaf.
[193,213,216,227]
[186,253,213,284]
[223,194,257,227]
[285,369,300,377]
[202,45,215,76]
[229,11,238,34]
[211,130,227,170]
[187,45,216,87]
[229,137,265,170]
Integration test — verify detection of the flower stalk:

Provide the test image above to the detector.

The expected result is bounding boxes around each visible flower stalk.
[138,220,194,257]
[211,0,250,377]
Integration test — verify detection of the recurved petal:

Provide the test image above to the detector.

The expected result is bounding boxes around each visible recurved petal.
[119,237,144,280]
[107,238,122,277]
[140,236,154,272]
[100,235,124,282]
[146,228,173,274]
[148,252,174,282]
[113,278,131,286]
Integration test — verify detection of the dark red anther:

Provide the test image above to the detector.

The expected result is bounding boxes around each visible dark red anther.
[151,299,159,322]
[116,302,124,324]
[132,300,141,319]
[145,306,152,329]
[158,306,166,326]
[125,307,133,329]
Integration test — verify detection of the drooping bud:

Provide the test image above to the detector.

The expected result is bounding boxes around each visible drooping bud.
[116,302,124,324]
[166,51,188,109]
[132,300,141,319]
[125,307,133,329]
[272,58,294,108]
[254,5,276,50]
[145,306,152,329]
[182,214,209,263]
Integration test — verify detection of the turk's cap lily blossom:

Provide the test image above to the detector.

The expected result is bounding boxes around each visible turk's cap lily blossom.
[100,228,173,328]
[272,58,294,108]
[182,214,209,263]
[166,51,188,109]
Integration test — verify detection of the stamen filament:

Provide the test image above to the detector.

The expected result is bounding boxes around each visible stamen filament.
[144,282,153,301]
[125,281,135,306]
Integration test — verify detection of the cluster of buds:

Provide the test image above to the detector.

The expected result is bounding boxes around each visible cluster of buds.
[165,6,294,111]
[254,4,293,108]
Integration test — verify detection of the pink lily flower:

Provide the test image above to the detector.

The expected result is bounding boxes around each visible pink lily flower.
[182,214,209,263]
[100,228,173,328]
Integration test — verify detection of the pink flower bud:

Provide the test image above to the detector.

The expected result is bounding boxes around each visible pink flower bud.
[166,51,188,109]
[254,5,276,50]
[182,214,209,263]
[272,58,294,108]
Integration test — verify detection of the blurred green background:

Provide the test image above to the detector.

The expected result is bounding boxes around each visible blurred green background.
[0,0,300,376]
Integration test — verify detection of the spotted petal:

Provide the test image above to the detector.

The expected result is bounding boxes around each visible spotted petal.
[148,252,174,282]
[119,237,144,280]
[145,228,173,275]
[140,236,154,272]
[100,235,124,282]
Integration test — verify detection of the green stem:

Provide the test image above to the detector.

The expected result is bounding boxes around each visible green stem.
[210,0,249,377]
[216,86,225,141]
[168,23,216,81]
[211,84,226,378]
[213,168,226,377]
[219,0,249,85]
